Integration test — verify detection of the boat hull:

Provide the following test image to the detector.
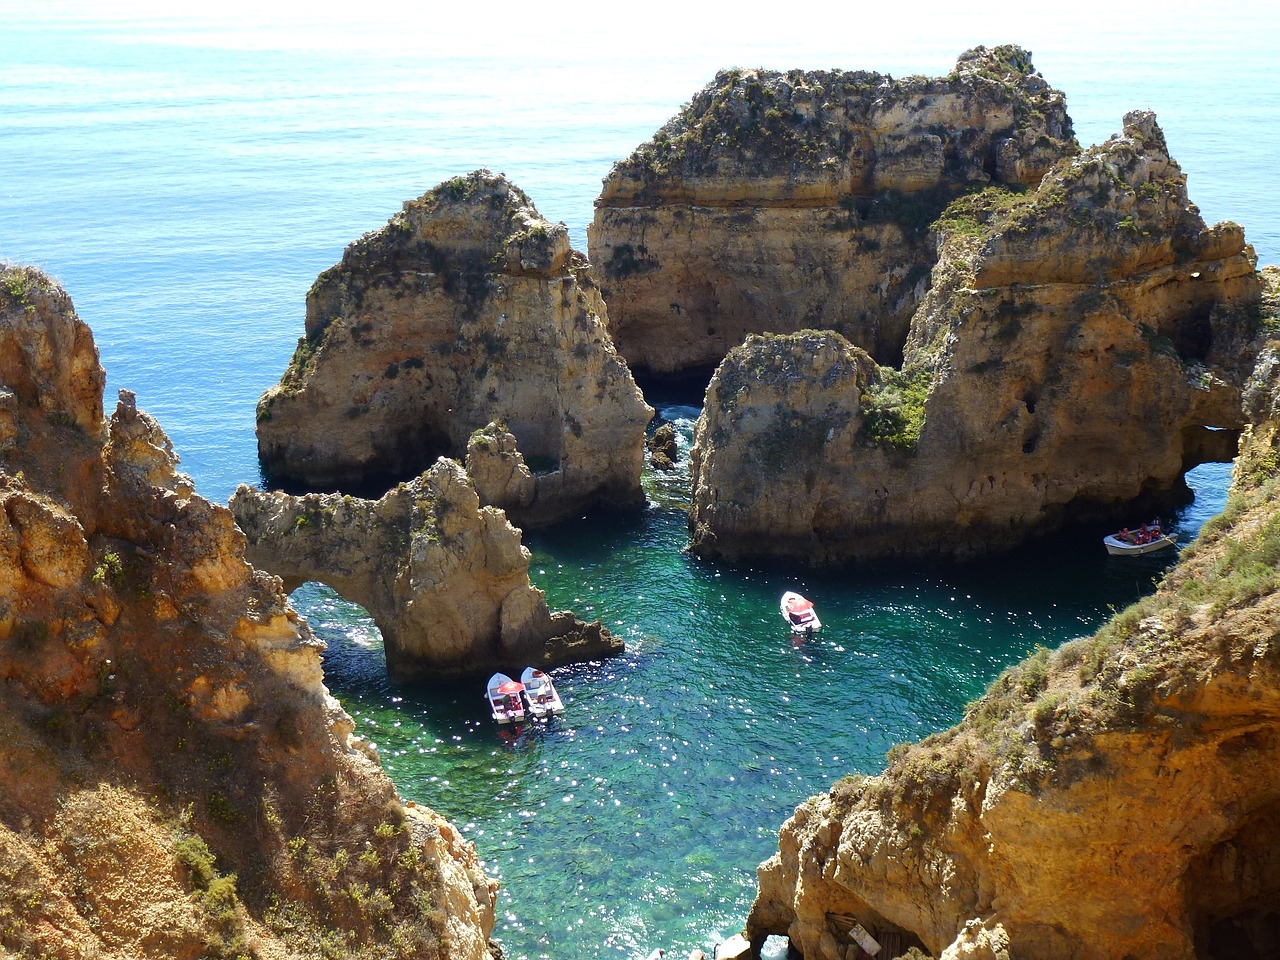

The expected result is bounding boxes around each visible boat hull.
[1104,534,1176,556]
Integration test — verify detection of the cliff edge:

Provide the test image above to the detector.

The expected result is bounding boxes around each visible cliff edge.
[745,268,1280,959]
[0,266,497,958]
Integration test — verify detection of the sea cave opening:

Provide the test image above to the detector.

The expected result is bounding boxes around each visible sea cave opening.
[1188,792,1280,960]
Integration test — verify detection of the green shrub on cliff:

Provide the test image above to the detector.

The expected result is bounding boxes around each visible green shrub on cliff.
[932,184,1032,239]
[860,367,931,452]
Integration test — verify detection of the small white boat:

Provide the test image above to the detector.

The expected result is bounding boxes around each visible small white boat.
[520,666,565,718]
[487,673,526,724]
[1104,522,1176,556]
[781,591,821,635]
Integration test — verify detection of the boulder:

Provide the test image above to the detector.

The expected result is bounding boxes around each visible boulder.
[258,169,652,526]
[648,421,679,470]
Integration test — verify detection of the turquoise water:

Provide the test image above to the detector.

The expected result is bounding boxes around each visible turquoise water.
[1,6,1275,958]
[306,408,1230,958]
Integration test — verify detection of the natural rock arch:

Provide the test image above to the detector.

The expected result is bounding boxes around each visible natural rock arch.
[229,458,622,681]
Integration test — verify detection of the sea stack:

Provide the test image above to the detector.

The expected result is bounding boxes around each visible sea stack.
[590,45,1076,378]
[688,111,1261,564]
[257,170,652,527]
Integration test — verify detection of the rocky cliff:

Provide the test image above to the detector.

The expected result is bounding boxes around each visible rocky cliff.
[0,265,496,958]
[258,169,652,526]
[589,45,1076,376]
[688,112,1261,565]
[229,460,623,680]
[745,270,1280,959]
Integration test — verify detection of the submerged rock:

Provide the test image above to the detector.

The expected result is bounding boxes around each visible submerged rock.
[689,112,1262,564]
[0,265,497,958]
[745,294,1280,958]
[258,169,652,526]
[590,45,1076,376]
[230,459,623,680]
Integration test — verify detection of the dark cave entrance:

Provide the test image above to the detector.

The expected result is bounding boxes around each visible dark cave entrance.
[1188,794,1280,960]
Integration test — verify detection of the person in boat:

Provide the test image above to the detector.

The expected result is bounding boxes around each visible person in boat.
[1119,528,1134,544]
[506,693,520,714]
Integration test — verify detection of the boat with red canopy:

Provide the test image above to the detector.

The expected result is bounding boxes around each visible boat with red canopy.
[486,673,526,724]
[781,591,822,635]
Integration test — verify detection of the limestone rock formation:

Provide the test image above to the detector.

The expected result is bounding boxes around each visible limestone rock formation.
[465,420,537,514]
[258,169,653,526]
[590,45,1076,377]
[688,330,880,563]
[648,421,679,470]
[746,288,1280,958]
[688,112,1262,565]
[0,265,497,958]
[229,460,623,680]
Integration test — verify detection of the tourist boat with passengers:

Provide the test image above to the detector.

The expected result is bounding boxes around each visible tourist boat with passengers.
[1103,520,1176,556]
[781,591,822,635]
[487,673,526,724]
[520,666,565,718]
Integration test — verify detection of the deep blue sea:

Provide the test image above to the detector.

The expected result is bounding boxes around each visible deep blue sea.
[3,4,1278,958]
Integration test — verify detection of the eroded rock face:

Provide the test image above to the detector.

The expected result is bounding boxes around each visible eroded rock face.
[746,307,1280,959]
[229,459,623,680]
[590,45,1076,376]
[0,266,497,959]
[688,331,881,563]
[257,170,652,527]
[688,112,1262,565]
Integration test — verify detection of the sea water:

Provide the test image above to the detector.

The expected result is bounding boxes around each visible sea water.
[1,4,1277,957]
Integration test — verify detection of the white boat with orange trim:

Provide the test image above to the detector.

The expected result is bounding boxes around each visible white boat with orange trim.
[781,591,822,635]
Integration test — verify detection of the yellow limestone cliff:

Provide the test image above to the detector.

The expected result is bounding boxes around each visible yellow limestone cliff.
[688,112,1260,565]
[745,269,1280,960]
[257,170,652,527]
[590,45,1075,377]
[0,266,497,959]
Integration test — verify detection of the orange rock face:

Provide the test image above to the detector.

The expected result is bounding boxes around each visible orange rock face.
[258,170,651,527]
[0,267,497,958]
[688,112,1262,565]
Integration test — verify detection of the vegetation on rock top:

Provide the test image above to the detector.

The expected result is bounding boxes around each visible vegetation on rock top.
[608,44,1073,185]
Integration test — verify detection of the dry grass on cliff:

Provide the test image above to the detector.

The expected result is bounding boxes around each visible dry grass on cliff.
[861,405,1280,827]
